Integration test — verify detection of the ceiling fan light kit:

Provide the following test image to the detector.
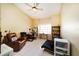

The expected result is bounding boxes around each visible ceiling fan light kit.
[25,3,43,12]
[32,7,37,11]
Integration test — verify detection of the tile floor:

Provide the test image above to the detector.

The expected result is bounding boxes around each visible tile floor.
[13,39,53,56]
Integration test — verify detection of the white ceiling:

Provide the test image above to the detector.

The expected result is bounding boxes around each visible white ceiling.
[15,3,61,19]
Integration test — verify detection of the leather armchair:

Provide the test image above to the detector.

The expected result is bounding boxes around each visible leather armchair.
[41,40,54,54]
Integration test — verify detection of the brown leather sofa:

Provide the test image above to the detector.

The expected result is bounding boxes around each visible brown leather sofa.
[0,32,2,53]
[3,33,27,52]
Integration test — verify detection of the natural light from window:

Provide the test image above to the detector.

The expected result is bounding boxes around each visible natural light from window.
[38,24,51,34]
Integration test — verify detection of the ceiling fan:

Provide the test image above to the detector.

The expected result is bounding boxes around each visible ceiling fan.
[25,3,43,11]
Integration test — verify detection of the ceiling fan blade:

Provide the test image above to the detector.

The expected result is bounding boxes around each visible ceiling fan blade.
[25,3,32,7]
[33,3,39,7]
[27,9,33,11]
[36,3,39,6]
[37,8,43,11]
[33,3,36,7]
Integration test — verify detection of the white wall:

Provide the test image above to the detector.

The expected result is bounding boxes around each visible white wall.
[1,4,31,37]
[32,14,60,27]
[61,4,79,55]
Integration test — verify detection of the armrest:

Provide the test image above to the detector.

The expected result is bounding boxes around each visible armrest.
[12,39,26,52]
[10,41,20,51]
[10,41,20,47]
[12,39,26,47]
[18,39,26,44]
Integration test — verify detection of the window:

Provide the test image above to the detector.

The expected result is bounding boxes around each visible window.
[38,24,51,34]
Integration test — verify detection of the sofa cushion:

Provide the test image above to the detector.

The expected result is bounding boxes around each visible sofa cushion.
[11,37,17,42]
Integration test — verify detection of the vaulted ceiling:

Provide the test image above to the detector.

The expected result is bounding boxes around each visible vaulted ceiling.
[15,3,61,19]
